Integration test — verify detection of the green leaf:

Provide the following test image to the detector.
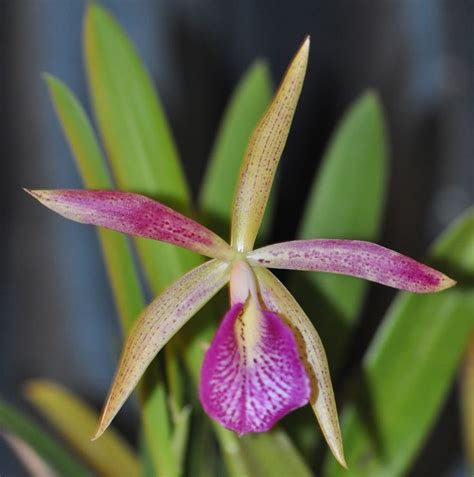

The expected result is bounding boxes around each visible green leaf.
[292,90,388,370]
[83,4,187,201]
[186,415,220,477]
[43,74,110,189]
[84,3,200,294]
[170,406,192,475]
[45,73,144,333]
[210,426,313,477]
[239,430,313,477]
[26,380,140,477]
[0,399,91,477]
[45,72,175,477]
[323,209,474,476]
[199,60,273,240]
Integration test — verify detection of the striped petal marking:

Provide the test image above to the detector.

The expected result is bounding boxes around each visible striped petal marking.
[200,288,310,434]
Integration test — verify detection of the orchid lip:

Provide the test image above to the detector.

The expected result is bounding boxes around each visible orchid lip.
[199,300,311,435]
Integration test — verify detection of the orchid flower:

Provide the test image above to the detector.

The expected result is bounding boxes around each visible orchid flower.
[26,38,455,468]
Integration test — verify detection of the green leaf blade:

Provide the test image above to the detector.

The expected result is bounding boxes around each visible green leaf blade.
[45,73,145,332]
[83,3,188,202]
[0,399,92,477]
[44,74,111,189]
[292,91,388,369]
[26,380,140,477]
[46,71,176,476]
[83,3,200,294]
[323,210,474,477]
[82,6,205,476]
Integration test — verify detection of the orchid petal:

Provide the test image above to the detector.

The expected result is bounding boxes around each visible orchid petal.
[200,300,310,434]
[231,38,309,253]
[27,189,234,261]
[94,259,230,439]
[248,239,455,293]
[253,266,347,468]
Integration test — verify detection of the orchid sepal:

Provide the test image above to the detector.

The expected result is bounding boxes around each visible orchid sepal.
[254,266,347,469]
[247,239,456,293]
[26,189,235,261]
[231,37,309,253]
[93,259,230,439]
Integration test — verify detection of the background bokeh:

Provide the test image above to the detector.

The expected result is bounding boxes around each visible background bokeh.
[2,1,473,475]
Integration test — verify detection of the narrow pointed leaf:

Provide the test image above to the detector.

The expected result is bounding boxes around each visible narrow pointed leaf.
[0,399,91,477]
[83,6,195,474]
[83,3,187,201]
[95,259,230,438]
[25,381,139,477]
[44,74,144,332]
[137,373,177,477]
[254,266,346,468]
[187,416,220,477]
[170,406,192,475]
[84,3,200,293]
[3,432,59,477]
[231,38,309,252]
[249,239,455,293]
[44,74,110,189]
[45,73,178,477]
[323,210,474,476]
[291,91,387,370]
[27,189,233,260]
[199,61,273,238]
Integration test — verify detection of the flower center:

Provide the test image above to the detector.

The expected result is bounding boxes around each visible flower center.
[229,259,258,305]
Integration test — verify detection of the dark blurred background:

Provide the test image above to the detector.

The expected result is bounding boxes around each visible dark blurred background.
[1,1,473,475]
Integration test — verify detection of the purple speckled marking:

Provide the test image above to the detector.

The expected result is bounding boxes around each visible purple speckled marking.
[199,303,310,434]
[247,239,453,293]
[28,189,232,259]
